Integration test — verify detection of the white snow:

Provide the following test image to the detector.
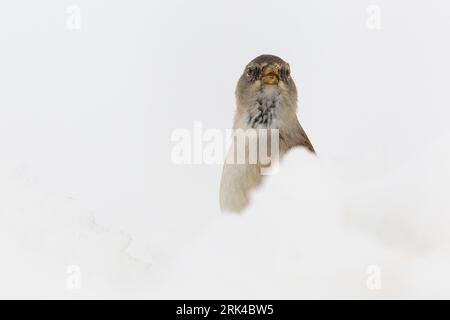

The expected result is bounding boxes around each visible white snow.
[1,0,450,298]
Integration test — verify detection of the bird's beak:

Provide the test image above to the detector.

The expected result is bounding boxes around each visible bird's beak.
[261,66,279,85]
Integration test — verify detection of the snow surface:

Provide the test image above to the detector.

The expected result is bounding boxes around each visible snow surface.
[1,0,450,298]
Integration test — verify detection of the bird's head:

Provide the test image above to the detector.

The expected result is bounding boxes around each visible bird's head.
[236,54,298,111]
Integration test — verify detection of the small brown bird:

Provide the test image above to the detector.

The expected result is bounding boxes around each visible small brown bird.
[220,54,315,212]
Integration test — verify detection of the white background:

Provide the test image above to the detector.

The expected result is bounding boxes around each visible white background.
[1,0,450,298]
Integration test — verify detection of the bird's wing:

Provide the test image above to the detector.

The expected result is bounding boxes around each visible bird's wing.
[299,129,315,154]
[282,119,316,154]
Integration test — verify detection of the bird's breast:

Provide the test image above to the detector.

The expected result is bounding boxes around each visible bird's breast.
[246,90,281,129]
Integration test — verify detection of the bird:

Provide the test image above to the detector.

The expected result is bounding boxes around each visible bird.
[219,54,315,213]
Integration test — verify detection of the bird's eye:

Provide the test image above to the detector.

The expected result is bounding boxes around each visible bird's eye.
[246,66,260,80]
[284,67,290,78]
[279,66,291,81]
[246,67,254,77]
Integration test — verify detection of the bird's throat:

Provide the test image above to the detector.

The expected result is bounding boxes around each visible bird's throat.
[247,88,281,129]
